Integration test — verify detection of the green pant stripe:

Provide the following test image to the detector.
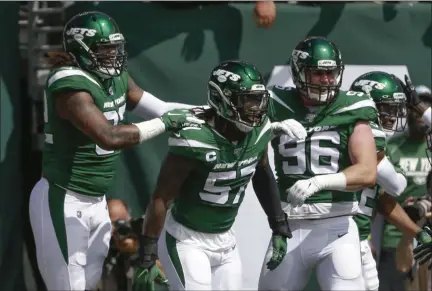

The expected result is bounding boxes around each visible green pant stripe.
[48,183,68,264]
[165,232,185,287]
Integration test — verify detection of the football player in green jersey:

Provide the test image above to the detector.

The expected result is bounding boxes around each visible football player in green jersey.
[378,88,432,291]
[406,86,432,269]
[349,71,432,291]
[133,60,307,291]
[28,11,205,291]
[258,36,380,291]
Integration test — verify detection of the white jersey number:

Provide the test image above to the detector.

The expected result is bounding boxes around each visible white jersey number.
[357,187,377,217]
[278,131,341,175]
[95,104,126,155]
[199,162,257,205]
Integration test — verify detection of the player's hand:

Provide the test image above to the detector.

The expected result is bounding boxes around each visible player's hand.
[253,1,276,29]
[132,262,169,291]
[402,75,422,109]
[287,178,320,208]
[267,234,287,270]
[414,226,432,269]
[267,213,291,270]
[271,119,307,140]
[160,109,205,132]
[133,236,169,291]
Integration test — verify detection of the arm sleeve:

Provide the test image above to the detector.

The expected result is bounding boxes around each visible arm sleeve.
[252,155,284,223]
[131,91,199,120]
[376,155,407,196]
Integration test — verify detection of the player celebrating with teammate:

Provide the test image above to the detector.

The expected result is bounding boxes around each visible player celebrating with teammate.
[134,60,307,291]
[29,11,205,291]
[258,36,379,290]
[350,71,432,291]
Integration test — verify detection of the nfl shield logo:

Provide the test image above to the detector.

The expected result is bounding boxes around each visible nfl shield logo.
[234,147,244,157]
[305,113,316,122]
[108,87,114,95]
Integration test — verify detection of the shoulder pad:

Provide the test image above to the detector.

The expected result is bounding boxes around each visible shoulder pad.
[329,90,378,122]
[46,67,101,93]
[168,126,219,165]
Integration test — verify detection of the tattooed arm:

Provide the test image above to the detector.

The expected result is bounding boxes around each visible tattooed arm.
[55,90,144,150]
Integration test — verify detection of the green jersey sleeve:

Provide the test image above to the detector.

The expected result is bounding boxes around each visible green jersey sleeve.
[46,66,102,95]
[168,126,219,166]
[328,91,379,126]
[369,121,387,152]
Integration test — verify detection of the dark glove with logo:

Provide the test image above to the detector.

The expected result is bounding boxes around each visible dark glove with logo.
[266,213,292,270]
[414,226,432,269]
[132,236,169,291]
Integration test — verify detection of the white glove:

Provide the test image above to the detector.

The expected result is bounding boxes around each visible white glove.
[286,178,321,208]
[271,119,307,140]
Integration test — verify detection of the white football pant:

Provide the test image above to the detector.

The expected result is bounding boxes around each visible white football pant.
[258,216,364,291]
[158,212,242,290]
[360,239,379,291]
[29,178,112,290]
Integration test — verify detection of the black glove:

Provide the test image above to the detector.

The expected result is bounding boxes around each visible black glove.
[269,213,292,239]
[402,74,422,108]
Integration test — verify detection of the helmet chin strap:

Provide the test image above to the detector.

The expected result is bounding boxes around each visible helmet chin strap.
[234,121,253,133]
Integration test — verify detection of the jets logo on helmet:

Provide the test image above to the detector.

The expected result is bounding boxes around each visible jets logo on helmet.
[354,79,386,91]
[213,69,241,82]
[350,71,407,136]
[290,36,344,106]
[207,60,269,133]
[63,11,127,79]
[65,28,97,38]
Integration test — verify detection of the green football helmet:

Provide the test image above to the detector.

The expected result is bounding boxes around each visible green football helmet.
[290,36,344,105]
[63,11,126,78]
[350,71,407,134]
[207,60,269,132]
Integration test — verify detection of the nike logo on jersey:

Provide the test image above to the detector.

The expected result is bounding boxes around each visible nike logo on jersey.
[337,232,347,238]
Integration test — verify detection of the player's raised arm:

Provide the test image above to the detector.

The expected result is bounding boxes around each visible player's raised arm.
[126,75,199,120]
[402,75,432,127]
[55,90,203,151]
[252,150,292,270]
